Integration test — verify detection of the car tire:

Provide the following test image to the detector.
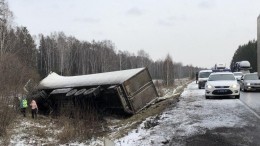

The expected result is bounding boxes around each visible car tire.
[235,95,240,99]
[205,96,210,99]
[199,86,201,89]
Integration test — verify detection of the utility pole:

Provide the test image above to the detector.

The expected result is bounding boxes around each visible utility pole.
[257,15,260,78]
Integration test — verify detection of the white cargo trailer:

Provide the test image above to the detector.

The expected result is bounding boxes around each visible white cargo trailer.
[33,68,159,116]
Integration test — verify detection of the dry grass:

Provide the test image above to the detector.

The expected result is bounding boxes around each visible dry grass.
[0,99,18,137]
[35,128,47,138]
[57,120,75,143]
[3,115,61,145]
[1,130,12,146]
[56,108,106,144]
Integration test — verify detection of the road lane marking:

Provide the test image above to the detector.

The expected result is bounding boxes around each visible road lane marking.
[238,99,260,120]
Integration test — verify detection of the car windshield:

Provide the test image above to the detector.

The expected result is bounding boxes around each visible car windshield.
[199,72,211,78]
[208,74,235,81]
[244,74,258,80]
[234,72,243,76]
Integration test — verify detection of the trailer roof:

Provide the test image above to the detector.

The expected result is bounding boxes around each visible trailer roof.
[38,68,145,90]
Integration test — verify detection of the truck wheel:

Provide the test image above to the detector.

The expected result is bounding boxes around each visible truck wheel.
[74,89,86,96]
[66,89,77,97]
[84,88,100,97]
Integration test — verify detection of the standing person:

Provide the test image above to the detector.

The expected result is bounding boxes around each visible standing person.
[30,99,38,119]
[195,72,199,84]
[20,96,28,117]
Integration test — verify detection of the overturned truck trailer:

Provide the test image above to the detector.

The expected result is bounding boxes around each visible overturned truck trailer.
[35,68,158,115]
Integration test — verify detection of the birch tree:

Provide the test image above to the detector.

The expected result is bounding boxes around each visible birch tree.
[163,54,174,86]
[0,0,12,58]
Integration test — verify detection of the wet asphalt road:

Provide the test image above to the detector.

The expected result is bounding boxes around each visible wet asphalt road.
[169,82,260,146]
[240,91,260,116]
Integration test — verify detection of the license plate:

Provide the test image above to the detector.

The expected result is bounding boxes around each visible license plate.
[218,90,226,93]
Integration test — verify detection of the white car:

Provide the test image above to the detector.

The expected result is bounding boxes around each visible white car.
[205,72,240,99]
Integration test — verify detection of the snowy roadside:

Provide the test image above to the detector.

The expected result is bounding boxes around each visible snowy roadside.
[7,116,61,146]
[3,79,190,146]
[157,85,185,101]
[157,78,190,101]
[115,81,254,146]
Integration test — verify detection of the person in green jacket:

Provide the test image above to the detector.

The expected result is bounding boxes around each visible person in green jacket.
[20,96,28,117]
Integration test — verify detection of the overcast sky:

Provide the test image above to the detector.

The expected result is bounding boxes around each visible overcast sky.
[8,0,260,68]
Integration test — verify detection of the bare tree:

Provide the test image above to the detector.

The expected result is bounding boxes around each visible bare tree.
[0,0,12,58]
[163,54,174,86]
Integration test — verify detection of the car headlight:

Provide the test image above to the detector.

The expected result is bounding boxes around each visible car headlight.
[231,84,238,88]
[247,83,250,86]
[206,85,213,89]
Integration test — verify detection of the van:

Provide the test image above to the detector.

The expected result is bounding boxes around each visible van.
[198,70,213,89]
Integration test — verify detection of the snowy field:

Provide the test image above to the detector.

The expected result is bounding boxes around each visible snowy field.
[115,82,255,146]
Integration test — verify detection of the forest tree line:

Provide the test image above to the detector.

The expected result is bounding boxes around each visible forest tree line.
[38,32,197,81]
[230,40,257,72]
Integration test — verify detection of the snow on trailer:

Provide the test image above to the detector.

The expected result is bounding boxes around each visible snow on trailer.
[34,68,159,115]
[233,61,251,74]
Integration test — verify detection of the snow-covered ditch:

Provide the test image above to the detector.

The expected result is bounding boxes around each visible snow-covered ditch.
[2,80,187,146]
[8,118,61,146]
[4,80,258,145]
